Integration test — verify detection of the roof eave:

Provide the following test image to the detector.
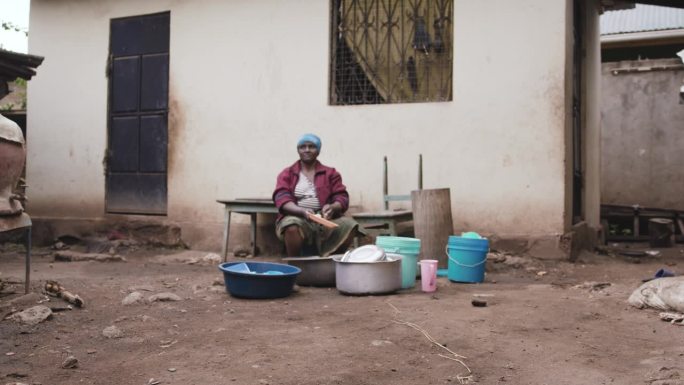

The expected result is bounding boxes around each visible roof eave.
[636,0,684,9]
[601,28,684,48]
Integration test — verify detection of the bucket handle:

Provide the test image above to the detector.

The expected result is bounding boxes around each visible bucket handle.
[445,246,488,268]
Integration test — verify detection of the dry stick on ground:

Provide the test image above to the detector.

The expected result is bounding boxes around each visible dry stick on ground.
[44,280,84,307]
[386,301,473,384]
[386,301,400,314]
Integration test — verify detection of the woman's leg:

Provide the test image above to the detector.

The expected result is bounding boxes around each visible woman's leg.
[332,226,356,254]
[283,225,304,257]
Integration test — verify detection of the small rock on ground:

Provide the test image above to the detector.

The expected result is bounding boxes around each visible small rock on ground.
[186,252,222,265]
[148,292,182,302]
[122,291,145,305]
[0,293,43,319]
[202,253,221,264]
[61,355,78,369]
[102,325,124,339]
[8,305,52,326]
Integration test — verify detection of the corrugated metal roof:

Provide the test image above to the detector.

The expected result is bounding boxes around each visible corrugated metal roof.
[601,4,684,35]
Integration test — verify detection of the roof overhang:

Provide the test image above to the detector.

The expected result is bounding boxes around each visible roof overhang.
[602,28,684,48]
[601,0,636,12]
[0,49,44,100]
[636,0,684,9]
[602,0,684,11]
[0,49,44,81]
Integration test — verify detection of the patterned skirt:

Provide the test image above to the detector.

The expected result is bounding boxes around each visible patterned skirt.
[276,215,359,257]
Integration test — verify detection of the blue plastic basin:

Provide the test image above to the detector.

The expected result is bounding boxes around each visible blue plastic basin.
[218,262,301,299]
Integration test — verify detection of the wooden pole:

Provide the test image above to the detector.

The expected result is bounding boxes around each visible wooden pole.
[383,156,388,211]
[418,154,423,190]
[411,188,453,269]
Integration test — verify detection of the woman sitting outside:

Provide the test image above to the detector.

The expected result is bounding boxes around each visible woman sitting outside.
[272,134,359,257]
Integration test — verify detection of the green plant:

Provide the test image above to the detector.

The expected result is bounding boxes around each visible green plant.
[609,224,619,235]
[1,21,28,37]
[14,78,27,110]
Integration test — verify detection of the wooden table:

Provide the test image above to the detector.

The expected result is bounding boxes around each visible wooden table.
[216,198,278,262]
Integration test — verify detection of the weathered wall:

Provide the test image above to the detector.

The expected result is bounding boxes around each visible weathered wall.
[601,59,684,210]
[27,0,575,250]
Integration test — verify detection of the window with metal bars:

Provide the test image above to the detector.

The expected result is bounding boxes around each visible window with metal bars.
[329,0,453,105]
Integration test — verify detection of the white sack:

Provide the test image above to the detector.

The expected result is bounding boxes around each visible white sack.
[628,276,684,312]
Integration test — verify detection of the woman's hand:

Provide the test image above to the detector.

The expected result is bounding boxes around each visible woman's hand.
[322,202,342,219]
[301,207,315,219]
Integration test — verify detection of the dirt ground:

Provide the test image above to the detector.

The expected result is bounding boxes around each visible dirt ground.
[0,242,683,385]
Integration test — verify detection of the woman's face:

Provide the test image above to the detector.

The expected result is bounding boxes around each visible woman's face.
[297,142,319,164]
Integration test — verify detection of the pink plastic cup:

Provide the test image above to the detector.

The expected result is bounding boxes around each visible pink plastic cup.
[419,259,438,293]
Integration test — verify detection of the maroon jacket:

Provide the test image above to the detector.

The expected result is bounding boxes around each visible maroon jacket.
[272,160,350,222]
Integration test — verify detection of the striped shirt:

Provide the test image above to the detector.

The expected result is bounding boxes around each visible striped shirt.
[294,172,321,211]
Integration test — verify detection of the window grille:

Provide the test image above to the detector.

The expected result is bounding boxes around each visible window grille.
[330,0,453,105]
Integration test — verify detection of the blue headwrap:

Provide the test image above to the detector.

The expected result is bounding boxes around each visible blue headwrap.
[297,133,321,151]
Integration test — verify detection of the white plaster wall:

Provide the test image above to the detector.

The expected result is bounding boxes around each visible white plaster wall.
[27,0,570,247]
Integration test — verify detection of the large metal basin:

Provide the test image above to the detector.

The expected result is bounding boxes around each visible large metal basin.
[282,256,336,287]
[333,254,402,295]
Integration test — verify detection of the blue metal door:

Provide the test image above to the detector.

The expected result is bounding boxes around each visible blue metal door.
[106,12,169,214]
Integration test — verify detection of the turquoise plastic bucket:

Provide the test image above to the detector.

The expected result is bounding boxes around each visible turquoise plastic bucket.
[447,235,489,283]
[376,236,421,289]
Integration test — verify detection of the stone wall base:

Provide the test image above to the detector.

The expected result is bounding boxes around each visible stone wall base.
[489,222,599,261]
[30,215,283,256]
[31,217,185,248]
